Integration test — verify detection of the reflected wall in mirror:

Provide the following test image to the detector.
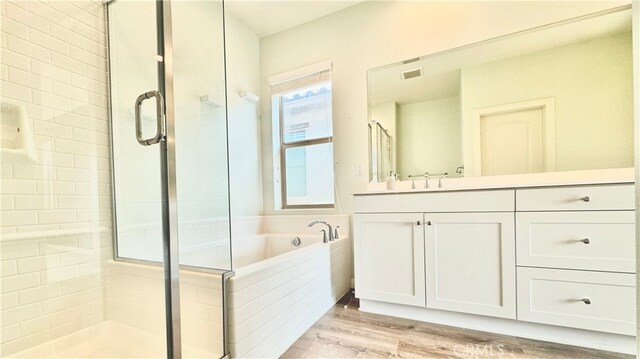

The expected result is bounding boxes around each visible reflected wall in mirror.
[368,7,633,182]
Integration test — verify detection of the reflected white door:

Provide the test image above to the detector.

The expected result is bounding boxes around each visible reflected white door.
[473,98,555,177]
[480,108,543,176]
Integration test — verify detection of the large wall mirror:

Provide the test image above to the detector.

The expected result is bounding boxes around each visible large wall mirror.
[367,7,632,182]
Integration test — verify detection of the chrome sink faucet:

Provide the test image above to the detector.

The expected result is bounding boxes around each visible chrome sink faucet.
[308,220,333,242]
[439,173,448,188]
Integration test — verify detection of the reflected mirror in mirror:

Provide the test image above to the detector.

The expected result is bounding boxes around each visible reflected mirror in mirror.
[367,7,632,182]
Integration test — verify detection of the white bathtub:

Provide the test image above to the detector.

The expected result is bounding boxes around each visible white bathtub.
[228,234,351,358]
[179,233,327,269]
[232,234,327,268]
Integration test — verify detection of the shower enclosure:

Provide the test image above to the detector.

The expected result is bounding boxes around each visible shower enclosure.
[369,121,392,182]
[0,0,233,358]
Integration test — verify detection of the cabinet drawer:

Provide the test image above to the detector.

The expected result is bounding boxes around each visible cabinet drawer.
[516,211,635,273]
[516,184,633,211]
[517,267,636,335]
[353,189,514,213]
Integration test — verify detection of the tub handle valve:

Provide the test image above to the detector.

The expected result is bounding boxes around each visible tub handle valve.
[291,237,301,247]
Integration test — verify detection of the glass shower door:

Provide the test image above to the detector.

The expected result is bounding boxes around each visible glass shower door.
[108,1,231,358]
[108,0,181,357]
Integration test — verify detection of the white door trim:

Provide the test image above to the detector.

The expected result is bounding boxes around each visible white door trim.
[472,97,556,176]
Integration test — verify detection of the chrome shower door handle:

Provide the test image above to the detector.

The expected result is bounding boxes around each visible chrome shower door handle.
[135,90,165,146]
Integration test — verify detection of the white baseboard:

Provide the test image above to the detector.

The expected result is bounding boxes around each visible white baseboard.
[360,299,636,355]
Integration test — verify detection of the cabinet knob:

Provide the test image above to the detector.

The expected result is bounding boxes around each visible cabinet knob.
[582,298,592,305]
[416,221,421,226]
[427,221,432,226]
[581,196,591,202]
[581,238,590,244]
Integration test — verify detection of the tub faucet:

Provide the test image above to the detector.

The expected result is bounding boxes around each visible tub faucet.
[319,229,328,243]
[308,220,333,242]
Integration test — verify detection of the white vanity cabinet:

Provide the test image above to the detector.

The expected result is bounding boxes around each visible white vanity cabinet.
[353,182,636,351]
[425,212,516,319]
[353,189,516,317]
[353,213,425,307]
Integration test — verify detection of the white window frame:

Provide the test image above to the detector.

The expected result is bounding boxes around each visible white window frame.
[269,61,335,210]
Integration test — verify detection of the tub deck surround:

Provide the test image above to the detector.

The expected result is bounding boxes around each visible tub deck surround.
[260,215,351,237]
[231,215,351,241]
[353,180,636,354]
[228,236,351,359]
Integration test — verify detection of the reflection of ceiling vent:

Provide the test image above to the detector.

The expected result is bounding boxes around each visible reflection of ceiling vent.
[401,67,422,80]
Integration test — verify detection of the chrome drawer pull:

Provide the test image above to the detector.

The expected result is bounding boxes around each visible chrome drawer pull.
[582,298,592,305]
[580,238,590,244]
[580,196,591,202]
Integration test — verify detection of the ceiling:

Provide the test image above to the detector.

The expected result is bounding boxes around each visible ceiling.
[225,0,364,38]
[369,69,461,107]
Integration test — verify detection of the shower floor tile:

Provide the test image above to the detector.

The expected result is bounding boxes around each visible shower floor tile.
[9,321,214,359]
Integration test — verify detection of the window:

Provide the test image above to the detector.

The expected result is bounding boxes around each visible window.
[270,62,335,209]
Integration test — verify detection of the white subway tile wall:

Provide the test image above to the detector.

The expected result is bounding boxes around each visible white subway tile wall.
[0,0,111,355]
[0,1,354,356]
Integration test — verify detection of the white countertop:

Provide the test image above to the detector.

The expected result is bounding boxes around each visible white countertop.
[355,168,634,196]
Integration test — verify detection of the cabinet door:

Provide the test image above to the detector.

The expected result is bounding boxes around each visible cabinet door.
[354,213,425,307]
[425,212,516,318]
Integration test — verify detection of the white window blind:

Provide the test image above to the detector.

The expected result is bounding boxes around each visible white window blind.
[269,60,332,91]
